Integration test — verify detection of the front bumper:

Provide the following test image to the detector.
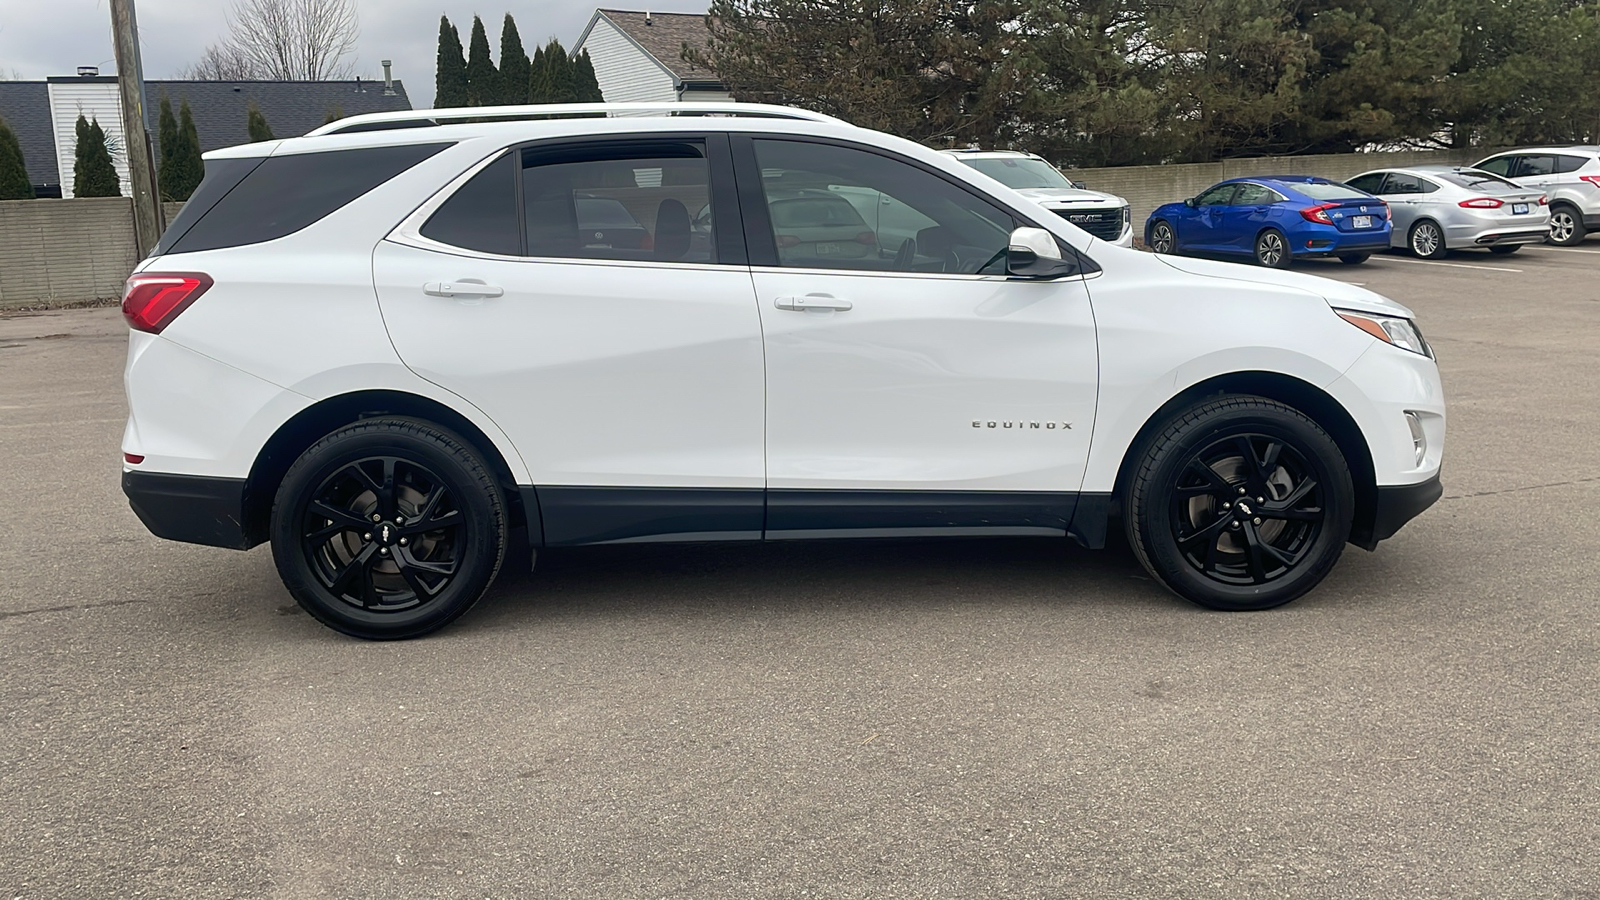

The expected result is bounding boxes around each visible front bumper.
[123,470,256,550]
[1351,472,1443,550]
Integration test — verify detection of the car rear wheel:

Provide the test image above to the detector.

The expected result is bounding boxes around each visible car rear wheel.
[1254,229,1291,268]
[270,417,506,640]
[1338,253,1370,265]
[1124,395,1354,611]
[1547,206,1586,246]
[1488,245,1521,255]
[1408,220,1447,259]
[1150,220,1176,254]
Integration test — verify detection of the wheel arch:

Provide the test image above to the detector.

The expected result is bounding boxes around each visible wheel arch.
[242,390,532,547]
[1108,370,1381,550]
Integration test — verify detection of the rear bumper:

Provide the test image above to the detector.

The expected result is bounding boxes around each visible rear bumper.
[1352,473,1444,550]
[123,470,256,550]
[1293,223,1391,256]
[1472,229,1548,246]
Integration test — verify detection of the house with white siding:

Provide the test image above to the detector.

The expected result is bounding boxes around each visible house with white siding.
[574,9,728,104]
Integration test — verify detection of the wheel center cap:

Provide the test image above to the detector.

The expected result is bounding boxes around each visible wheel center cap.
[1236,501,1253,517]
[376,522,397,545]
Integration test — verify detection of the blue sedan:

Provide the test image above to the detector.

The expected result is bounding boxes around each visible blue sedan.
[1145,177,1393,267]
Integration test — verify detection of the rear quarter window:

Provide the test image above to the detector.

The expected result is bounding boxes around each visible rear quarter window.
[162,142,452,255]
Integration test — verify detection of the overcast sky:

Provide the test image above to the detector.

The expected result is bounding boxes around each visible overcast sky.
[0,0,711,107]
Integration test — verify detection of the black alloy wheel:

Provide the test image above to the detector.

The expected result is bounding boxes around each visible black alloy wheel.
[1125,396,1354,611]
[271,418,505,639]
[1254,229,1291,268]
[1150,220,1176,254]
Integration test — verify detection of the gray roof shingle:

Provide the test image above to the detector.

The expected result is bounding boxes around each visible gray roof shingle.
[597,10,720,84]
[0,82,58,190]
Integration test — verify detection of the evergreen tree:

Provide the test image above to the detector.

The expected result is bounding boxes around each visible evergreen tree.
[434,15,469,108]
[0,116,33,199]
[157,96,182,201]
[532,39,577,102]
[75,116,122,197]
[528,45,549,102]
[573,49,603,102]
[72,114,92,195]
[498,14,530,105]
[465,15,498,106]
[246,104,275,142]
[161,101,203,201]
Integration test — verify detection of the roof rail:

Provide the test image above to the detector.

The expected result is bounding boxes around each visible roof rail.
[307,101,844,137]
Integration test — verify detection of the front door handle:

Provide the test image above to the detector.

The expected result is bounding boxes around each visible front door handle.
[424,280,504,298]
[775,295,853,311]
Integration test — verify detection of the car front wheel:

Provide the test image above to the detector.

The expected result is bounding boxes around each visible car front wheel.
[1124,396,1354,611]
[1149,220,1176,254]
[271,417,507,640]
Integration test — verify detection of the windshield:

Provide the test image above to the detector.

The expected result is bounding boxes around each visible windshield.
[1437,169,1521,191]
[1294,181,1370,200]
[962,157,1076,190]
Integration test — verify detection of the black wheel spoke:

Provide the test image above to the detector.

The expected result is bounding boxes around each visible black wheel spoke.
[394,550,437,600]
[1178,458,1236,497]
[1239,522,1270,582]
[403,554,458,577]
[305,501,371,540]
[326,543,379,604]
[1177,512,1230,549]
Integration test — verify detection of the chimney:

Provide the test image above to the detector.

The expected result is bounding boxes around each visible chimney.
[381,60,395,95]
[77,65,99,77]
[645,10,653,25]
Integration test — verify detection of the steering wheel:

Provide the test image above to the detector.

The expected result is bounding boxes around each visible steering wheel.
[893,238,917,270]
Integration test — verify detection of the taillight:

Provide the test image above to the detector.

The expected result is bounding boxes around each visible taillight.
[1539,195,1549,205]
[854,231,877,245]
[1382,203,1391,220]
[1458,197,1503,209]
[1299,203,1337,225]
[1579,175,1600,187]
[775,235,800,248]
[122,272,213,334]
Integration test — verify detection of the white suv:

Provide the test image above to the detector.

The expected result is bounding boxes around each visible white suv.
[121,102,1445,640]
[942,149,1134,247]
[1473,147,1600,245]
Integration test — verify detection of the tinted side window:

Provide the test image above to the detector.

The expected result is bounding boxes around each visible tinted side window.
[1476,156,1515,177]
[152,157,264,255]
[1384,173,1424,195]
[751,139,1014,274]
[1518,155,1557,177]
[1554,154,1589,174]
[1195,184,1236,206]
[1345,173,1385,194]
[522,141,714,263]
[1231,183,1281,205]
[1419,178,1441,193]
[168,143,450,254]
[420,153,519,255]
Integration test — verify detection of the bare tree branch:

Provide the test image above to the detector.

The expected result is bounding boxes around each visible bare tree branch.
[182,0,359,81]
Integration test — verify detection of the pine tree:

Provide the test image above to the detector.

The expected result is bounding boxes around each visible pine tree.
[434,15,469,108]
[528,45,548,102]
[72,114,92,195]
[157,96,182,201]
[161,100,203,201]
[498,14,530,106]
[246,104,274,142]
[0,116,33,200]
[573,49,604,102]
[532,39,577,103]
[75,117,122,197]
[465,16,498,107]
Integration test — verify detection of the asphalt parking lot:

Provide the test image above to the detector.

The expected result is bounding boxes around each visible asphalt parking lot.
[2,243,1597,899]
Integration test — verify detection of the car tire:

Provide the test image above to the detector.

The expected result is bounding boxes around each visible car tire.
[1488,245,1520,255]
[1547,205,1586,246]
[270,417,507,640]
[1149,220,1176,255]
[1124,395,1354,612]
[1254,229,1291,268]
[1408,220,1447,258]
[1338,253,1370,265]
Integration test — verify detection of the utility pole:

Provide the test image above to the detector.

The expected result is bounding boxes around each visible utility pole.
[110,0,164,258]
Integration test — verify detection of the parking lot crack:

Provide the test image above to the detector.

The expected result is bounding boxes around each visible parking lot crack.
[1444,474,1600,501]
[0,598,148,620]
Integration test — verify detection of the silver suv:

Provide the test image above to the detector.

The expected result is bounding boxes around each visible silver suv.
[1473,147,1600,245]
[942,150,1133,247]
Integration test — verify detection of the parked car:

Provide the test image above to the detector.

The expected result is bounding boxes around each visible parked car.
[1146,177,1392,267]
[943,149,1134,247]
[1472,147,1600,245]
[121,102,1444,639]
[1344,166,1549,258]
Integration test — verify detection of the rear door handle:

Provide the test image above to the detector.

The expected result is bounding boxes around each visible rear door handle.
[424,280,503,298]
[775,295,853,311]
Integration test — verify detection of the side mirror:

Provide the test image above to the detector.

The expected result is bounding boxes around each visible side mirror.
[1007,227,1080,279]
[1184,198,1196,208]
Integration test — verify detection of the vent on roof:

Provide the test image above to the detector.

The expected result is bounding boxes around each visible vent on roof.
[646,10,653,25]
[77,66,98,77]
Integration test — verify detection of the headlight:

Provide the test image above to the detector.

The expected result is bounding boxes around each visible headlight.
[1121,204,1131,227]
[1335,309,1433,358]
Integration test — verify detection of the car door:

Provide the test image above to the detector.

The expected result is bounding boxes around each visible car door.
[373,134,768,545]
[1183,183,1238,253]
[1219,182,1282,253]
[733,135,1099,536]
